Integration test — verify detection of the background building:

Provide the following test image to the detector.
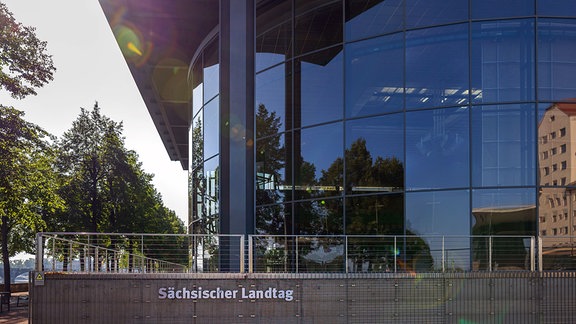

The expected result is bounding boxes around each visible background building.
[99,0,576,271]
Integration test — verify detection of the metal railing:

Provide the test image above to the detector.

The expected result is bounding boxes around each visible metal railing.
[34,233,576,274]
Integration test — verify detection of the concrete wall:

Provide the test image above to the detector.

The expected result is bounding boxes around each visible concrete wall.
[30,272,576,323]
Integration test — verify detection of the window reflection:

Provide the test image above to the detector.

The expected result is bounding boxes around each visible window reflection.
[191,60,203,117]
[294,0,343,56]
[471,104,536,187]
[295,122,343,199]
[345,0,404,41]
[203,38,219,103]
[203,157,220,234]
[295,198,343,235]
[537,0,576,16]
[256,0,292,72]
[471,20,535,104]
[203,98,219,160]
[256,63,290,132]
[346,32,403,118]
[538,19,576,102]
[406,0,467,29]
[406,190,470,271]
[256,203,291,236]
[346,114,404,194]
[472,0,533,19]
[295,46,343,127]
[472,188,535,270]
[191,114,203,170]
[346,194,403,235]
[406,107,469,190]
[406,24,469,109]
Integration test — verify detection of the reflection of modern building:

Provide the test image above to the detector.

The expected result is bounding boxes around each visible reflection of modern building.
[99,1,576,270]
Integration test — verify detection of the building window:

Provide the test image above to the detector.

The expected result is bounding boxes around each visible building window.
[562,177,567,185]
[541,230,547,236]
[542,151,549,160]
[540,216,546,223]
[541,135,548,144]
[553,164,558,171]
[561,161,567,170]
[561,144,567,153]
[560,127,566,137]
[551,147,557,155]
[553,215,557,222]
[544,167,550,175]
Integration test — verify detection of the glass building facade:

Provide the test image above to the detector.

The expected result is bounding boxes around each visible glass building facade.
[181,0,576,270]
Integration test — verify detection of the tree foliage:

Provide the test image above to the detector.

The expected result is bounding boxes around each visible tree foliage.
[0,105,63,290]
[0,2,56,99]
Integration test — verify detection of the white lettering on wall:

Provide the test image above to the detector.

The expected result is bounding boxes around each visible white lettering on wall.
[158,286,294,302]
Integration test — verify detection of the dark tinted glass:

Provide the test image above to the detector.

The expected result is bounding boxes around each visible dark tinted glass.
[256,63,291,133]
[191,60,203,117]
[256,203,292,235]
[406,190,471,271]
[203,98,219,160]
[406,107,470,190]
[345,114,404,194]
[295,198,343,235]
[294,122,343,200]
[472,0,534,19]
[256,131,290,205]
[472,188,536,235]
[471,20,535,104]
[203,38,219,103]
[345,0,404,41]
[294,0,343,56]
[472,104,536,187]
[346,193,404,234]
[537,0,576,16]
[406,0,467,29]
[406,24,469,110]
[295,46,343,127]
[346,33,404,118]
[256,0,292,72]
[538,19,576,102]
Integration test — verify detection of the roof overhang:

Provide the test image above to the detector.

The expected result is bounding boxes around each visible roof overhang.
[98,0,219,170]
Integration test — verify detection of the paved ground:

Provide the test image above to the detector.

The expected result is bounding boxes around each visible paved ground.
[0,295,28,324]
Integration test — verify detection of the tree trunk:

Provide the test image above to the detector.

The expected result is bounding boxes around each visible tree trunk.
[1,216,11,293]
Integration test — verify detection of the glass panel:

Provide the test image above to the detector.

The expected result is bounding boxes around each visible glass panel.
[345,0,404,41]
[472,188,535,270]
[346,194,404,234]
[538,102,576,188]
[406,190,470,271]
[294,0,343,56]
[203,38,219,103]
[406,107,470,190]
[190,165,204,234]
[406,0,467,29]
[405,24,469,110]
[295,46,343,127]
[471,20,535,104]
[256,203,292,236]
[256,0,292,72]
[345,114,404,194]
[472,0,534,19]
[203,98,219,160]
[297,235,345,272]
[256,63,291,133]
[256,131,290,205]
[294,122,343,200]
[191,113,203,169]
[203,157,220,234]
[537,0,576,16]
[471,104,536,187]
[346,33,404,118]
[191,60,203,117]
[538,19,576,102]
[295,198,343,235]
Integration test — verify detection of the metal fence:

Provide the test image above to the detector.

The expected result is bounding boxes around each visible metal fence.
[35,233,576,273]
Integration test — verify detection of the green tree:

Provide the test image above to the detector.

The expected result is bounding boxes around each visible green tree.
[0,2,55,99]
[0,106,63,291]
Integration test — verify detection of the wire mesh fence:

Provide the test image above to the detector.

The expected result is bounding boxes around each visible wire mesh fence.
[35,233,570,274]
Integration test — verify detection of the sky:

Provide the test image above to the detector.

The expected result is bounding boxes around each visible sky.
[0,0,189,223]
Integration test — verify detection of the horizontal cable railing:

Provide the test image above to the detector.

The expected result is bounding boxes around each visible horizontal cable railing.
[35,233,576,274]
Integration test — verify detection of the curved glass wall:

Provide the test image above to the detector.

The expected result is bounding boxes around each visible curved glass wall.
[249,0,576,271]
[189,37,220,235]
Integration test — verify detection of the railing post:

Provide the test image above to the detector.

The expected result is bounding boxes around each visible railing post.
[442,236,445,273]
[530,236,535,272]
[345,236,349,274]
[240,235,245,273]
[295,236,299,274]
[488,236,493,272]
[394,236,397,273]
[248,235,253,274]
[95,246,99,272]
[538,236,543,272]
[36,233,43,271]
